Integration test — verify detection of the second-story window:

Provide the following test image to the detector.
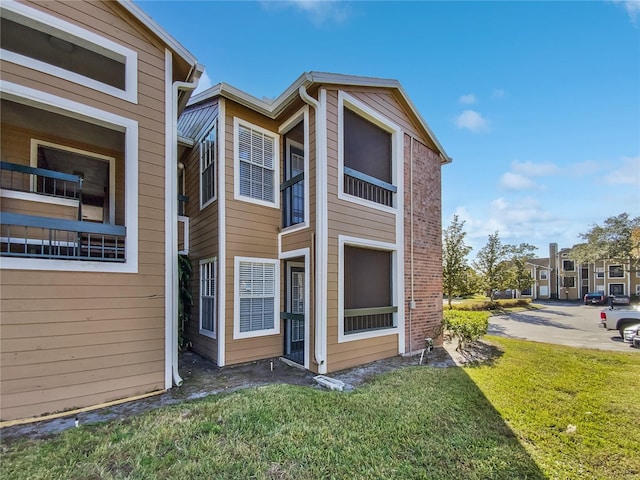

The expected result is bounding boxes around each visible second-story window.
[562,260,575,271]
[609,265,624,278]
[200,123,216,208]
[235,119,278,207]
[343,108,395,207]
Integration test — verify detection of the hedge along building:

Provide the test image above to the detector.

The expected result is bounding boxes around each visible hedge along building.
[177,72,451,374]
[0,0,203,422]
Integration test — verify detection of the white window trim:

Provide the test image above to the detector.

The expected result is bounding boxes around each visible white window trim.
[539,270,548,280]
[233,117,280,209]
[0,0,137,103]
[608,264,624,279]
[636,284,640,295]
[199,122,217,210]
[338,235,399,343]
[337,91,402,215]
[279,106,310,234]
[178,215,189,255]
[29,139,116,225]
[279,247,310,369]
[0,80,138,273]
[233,256,280,340]
[199,257,217,339]
[609,283,625,295]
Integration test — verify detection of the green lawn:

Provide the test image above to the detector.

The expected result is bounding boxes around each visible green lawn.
[2,337,638,479]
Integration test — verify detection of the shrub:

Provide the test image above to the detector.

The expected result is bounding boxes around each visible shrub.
[449,298,531,311]
[443,310,489,351]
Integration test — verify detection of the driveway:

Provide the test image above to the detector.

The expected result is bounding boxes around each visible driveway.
[488,302,638,353]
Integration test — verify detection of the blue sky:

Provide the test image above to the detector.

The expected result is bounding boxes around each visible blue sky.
[140,0,640,260]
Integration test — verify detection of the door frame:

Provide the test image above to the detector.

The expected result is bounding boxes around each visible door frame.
[280,248,310,369]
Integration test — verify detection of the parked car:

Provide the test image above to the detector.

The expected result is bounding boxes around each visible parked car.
[612,295,631,306]
[632,335,640,349]
[600,307,640,338]
[622,324,640,343]
[584,292,607,305]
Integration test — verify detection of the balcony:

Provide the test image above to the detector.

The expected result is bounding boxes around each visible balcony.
[0,161,126,262]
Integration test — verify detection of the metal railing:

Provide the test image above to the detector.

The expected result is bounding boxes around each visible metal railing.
[1,161,83,206]
[0,212,126,262]
[344,306,397,334]
[343,167,396,207]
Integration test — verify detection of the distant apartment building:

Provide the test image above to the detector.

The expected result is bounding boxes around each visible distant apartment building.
[523,243,640,301]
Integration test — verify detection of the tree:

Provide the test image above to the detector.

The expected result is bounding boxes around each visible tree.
[442,215,473,308]
[473,232,509,300]
[570,213,640,273]
[505,243,537,297]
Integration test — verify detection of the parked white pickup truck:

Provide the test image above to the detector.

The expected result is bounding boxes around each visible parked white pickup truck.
[599,307,640,337]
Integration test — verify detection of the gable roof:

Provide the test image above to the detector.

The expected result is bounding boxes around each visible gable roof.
[188,71,452,164]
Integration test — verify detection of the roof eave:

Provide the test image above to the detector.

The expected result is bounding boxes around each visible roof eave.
[117,0,197,67]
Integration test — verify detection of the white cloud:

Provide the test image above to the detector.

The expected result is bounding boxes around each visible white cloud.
[569,160,602,176]
[455,110,489,132]
[261,0,351,26]
[611,0,640,24]
[459,94,476,105]
[193,71,213,95]
[604,156,640,185]
[511,160,560,177]
[491,89,506,99]
[500,172,537,190]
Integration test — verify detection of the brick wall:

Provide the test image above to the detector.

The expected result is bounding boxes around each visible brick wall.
[404,134,443,353]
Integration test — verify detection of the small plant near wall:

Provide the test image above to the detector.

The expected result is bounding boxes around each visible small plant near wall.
[178,254,193,349]
[443,310,489,352]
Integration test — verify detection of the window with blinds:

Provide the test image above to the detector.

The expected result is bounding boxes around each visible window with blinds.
[238,123,275,203]
[238,260,276,333]
[200,258,216,336]
[200,123,216,208]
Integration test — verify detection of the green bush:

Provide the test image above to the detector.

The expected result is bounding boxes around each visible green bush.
[443,310,489,351]
[450,298,531,311]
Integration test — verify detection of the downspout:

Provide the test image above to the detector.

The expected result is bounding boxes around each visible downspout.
[409,137,415,355]
[299,85,326,370]
[169,64,202,387]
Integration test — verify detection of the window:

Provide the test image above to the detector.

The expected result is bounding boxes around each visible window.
[234,119,278,207]
[32,140,115,224]
[0,1,137,102]
[282,136,305,228]
[539,270,548,280]
[234,258,279,338]
[539,286,549,297]
[343,244,396,336]
[609,265,624,278]
[562,260,575,271]
[199,258,216,337]
[636,284,640,296]
[596,268,604,278]
[609,284,624,295]
[200,123,216,208]
[562,277,575,288]
[339,92,399,210]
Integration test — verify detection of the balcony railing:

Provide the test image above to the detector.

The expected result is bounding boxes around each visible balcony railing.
[1,161,83,212]
[1,161,125,262]
[0,212,126,262]
[343,167,396,207]
[344,306,397,335]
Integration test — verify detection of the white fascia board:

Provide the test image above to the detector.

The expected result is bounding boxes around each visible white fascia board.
[117,0,197,67]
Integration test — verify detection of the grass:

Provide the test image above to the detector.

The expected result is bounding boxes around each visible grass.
[2,338,639,479]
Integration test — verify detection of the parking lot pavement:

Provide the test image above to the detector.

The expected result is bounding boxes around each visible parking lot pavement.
[488,302,639,353]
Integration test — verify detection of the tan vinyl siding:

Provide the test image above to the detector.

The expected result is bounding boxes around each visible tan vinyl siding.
[323,87,415,371]
[223,102,282,365]
[0,0,184,421]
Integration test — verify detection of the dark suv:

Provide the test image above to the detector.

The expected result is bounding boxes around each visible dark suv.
[584,292,607,305]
